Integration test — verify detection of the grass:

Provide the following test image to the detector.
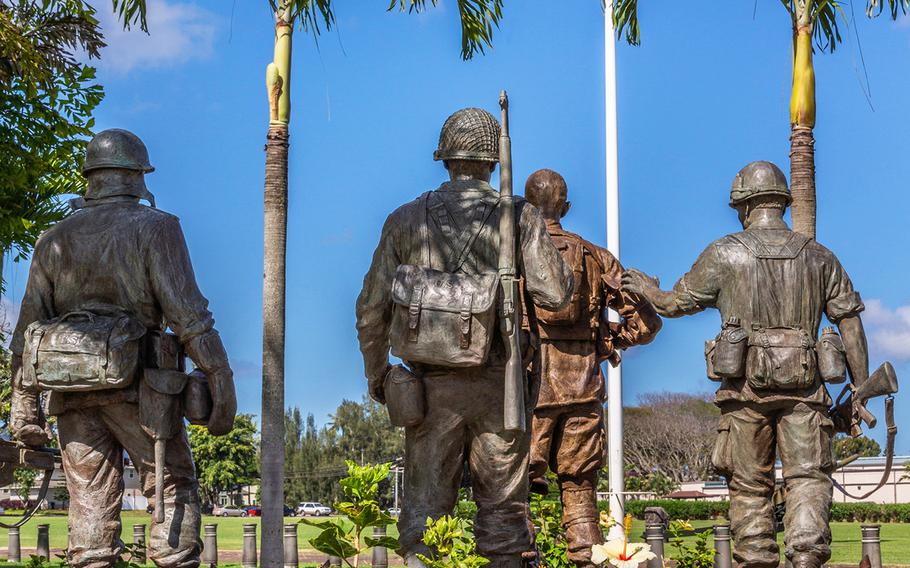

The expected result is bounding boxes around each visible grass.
[0,513,906,566]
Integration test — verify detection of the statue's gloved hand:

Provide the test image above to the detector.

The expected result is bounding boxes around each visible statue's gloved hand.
[14,424,50,447]
[10,371,51,447]
[621,268,660,297]
[206,369,237,436]
[369,365,391,405]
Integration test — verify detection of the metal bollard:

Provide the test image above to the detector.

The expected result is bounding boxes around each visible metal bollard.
[329,555,342,567]
[643,523,664,568]
[713,524,733,568]
[371,526,389,568]
[203,524,219,567]
[7,526,20,562]
[242,523,258,568]
[861,524,883,568]
[283,524,299,568]
[36,523,50,559]
[132,524,147,563]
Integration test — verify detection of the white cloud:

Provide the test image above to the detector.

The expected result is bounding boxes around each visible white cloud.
[864,299,910,361]
[94,0,217,74]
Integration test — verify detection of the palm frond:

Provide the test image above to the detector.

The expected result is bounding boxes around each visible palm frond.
[866,0,910,18]
[278,0,335,33]
[388,0,503,60]
[111,0,148,32]
[813,0,846,52]
[611,0,640,45]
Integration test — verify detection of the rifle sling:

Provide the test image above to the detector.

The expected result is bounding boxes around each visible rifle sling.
[0,467,54,529]
[831,396,897,501]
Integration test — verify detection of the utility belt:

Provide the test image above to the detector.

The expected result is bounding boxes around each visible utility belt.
[705,318,846,391]
[22,309,211,424]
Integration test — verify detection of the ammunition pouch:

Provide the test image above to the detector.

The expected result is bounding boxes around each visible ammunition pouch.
[183,370,213,425]
[384,365,425,428]
[140,368,187,440]
[22,309,146,393]
[746,326,817,391]
[389,265,498,367]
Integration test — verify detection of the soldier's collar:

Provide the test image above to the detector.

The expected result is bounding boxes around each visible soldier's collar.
[437,179,496,194]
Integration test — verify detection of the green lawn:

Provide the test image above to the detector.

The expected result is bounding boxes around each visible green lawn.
[0,513,906,566]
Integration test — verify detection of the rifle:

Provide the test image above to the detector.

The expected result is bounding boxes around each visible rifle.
[498,90,525,433]
[829,361,899,500]
[0,440,61,528]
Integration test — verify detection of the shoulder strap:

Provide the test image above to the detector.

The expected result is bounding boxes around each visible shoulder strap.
[419,192,430,267]
[731,231,810,260]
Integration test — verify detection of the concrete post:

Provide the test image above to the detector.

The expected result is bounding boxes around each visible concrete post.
[283,524,298,568]
[371,526,388,568]
[643,523,664,568]
[7,526,20,562]
[861,524,883,568]
[203,524,219,567]
[242,523,258,568]
[132,524,147,563]
[713,524,733,568]
[36,523,50,559]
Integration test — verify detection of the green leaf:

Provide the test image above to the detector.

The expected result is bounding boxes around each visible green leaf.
[308,524,359,560]
[363,536,400,550]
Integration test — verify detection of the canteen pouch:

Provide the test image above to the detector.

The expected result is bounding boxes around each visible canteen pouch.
[711,322,748,378]
[22,310,146,392]
[746,327,817,391]
[384,365,425,428]
[817,327,847,384]
[389,264,499,367]
[183,369,213,425]
[140,368,188,440]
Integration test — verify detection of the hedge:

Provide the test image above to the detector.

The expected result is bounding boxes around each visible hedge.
[601,499,910,523]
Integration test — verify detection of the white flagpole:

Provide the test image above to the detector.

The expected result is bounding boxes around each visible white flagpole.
[604,2,625,540]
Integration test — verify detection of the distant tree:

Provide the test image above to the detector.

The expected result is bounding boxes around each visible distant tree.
[13,467,36,505]
[188,413,259,505]
[622,392,719,483]
[834,434,881,461]
[0,346,11,436]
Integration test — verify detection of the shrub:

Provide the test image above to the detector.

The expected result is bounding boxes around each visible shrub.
[610,500,729,521]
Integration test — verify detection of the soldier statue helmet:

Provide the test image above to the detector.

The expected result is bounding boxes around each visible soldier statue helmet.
[82,128,157,205]
[434,107,500,173]
[728,160,791,207]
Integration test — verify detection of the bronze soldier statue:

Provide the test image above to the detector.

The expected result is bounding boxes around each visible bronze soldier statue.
[10,129,237,568]
[356,108,574,568]
[622,161,869,568]
[523,169,661,568]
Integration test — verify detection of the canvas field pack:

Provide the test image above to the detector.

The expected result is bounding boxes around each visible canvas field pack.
[22,309,146,392]
[388,192,501,368]
[746,326,817,391]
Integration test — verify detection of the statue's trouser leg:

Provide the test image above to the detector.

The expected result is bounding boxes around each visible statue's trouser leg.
[528,409,555,495]
[109,402,202,568]
[397,375,471,561]
[777,403,834,568]
[715,404,779,568]
[553,402,605,568]
[58,409,127,568]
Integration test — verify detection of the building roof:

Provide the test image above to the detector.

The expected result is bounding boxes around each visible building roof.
[667,490,711,500]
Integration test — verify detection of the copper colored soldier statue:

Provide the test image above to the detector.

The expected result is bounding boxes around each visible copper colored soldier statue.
[523,169,661,568]
[356,107,573,568]
[10,129,237,568]
[622,161,870,568]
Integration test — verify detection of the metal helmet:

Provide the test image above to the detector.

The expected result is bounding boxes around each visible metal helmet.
[729,160,791,207]
[82,128,155,175]
[433,107,500,163]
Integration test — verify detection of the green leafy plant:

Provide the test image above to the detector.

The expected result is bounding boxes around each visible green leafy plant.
[303,461,398,567]
[529,494,572,568]
[24,555,51,568]
[667,520,714,568]
[417,514,489,568]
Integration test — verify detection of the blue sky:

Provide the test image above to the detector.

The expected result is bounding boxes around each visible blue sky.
[3,0,909,451]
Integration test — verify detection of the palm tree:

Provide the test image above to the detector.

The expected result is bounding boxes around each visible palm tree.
[111,2,504,565]
[612,0,908,238]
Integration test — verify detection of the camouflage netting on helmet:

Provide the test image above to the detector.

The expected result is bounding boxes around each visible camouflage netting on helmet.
[729,160,791,207]
[434,107,500,163]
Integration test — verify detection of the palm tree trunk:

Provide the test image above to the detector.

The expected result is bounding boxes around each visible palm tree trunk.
[261,11,292,568]
[789,10,817,239]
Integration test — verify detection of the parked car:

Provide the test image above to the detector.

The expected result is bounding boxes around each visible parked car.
[296,502,332,516]
[285,505,295,517]
[213,505,248,517]
[244,506,262,517]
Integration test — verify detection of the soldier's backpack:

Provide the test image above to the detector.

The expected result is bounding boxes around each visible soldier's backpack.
[389,192,501,367]
[21,308,146,392]
[730,230,819,391]
[534,231,604,341]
